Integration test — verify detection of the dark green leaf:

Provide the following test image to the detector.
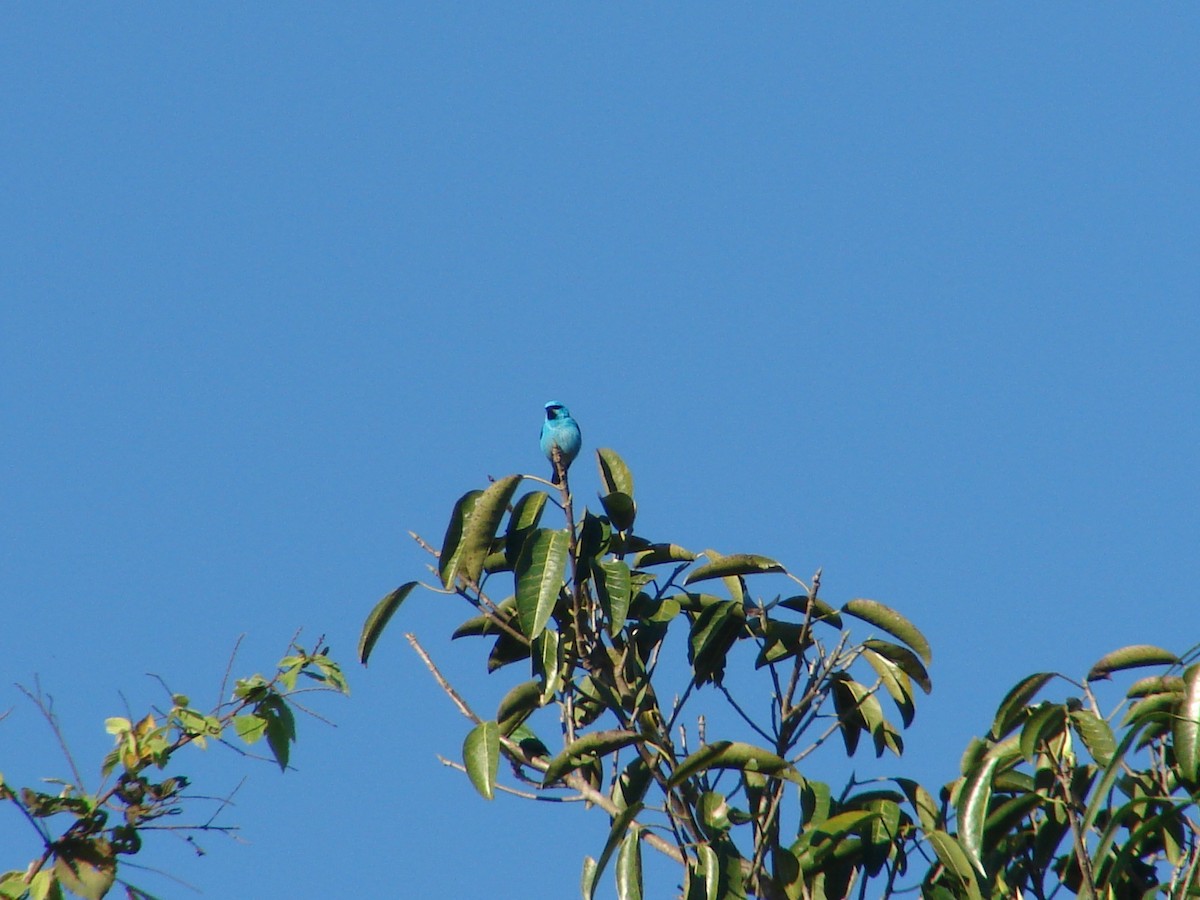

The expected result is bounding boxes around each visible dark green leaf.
[496,680,543,736]
[505,490,549,568]
[842,599,931,664]
[542,730,643,786]
[515,528,569,641]
[862,648,916,727]
[862,639,932,694]
[1174,662,1200,783]
[438,489,483,587]
[615,827,643,900]
[1069,709,1117,765]
[687,599,746,687]
[600,491,637,532]
[1019,703,1068,763]
[586,803,643,900]
[358,582,418,665]
[457,475,523,585]
[463,720,500,801]
[1086,644,1180,681]
[668,741,800,787]
[778,594,843,628]
[925,831,983,900]
[596,447,634,496]
[685,552,785,585]
[596,560,633,636]
[631,543,696,567]
[956,751,1000,876]
[990,672,1057,739]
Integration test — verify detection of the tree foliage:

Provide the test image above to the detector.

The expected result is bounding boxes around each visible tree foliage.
[0,640,348,900]
[362,448,1200,899]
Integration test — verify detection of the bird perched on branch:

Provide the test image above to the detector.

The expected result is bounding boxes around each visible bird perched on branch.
[540,401,581,485]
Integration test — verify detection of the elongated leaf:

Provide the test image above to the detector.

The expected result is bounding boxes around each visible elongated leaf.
[600,491,637,532]
[533,629,563,704]
[496,680,543,736]
[596,559,633,636]
[632,543,696,567]
[862,639,932,693]
[779,595,843,628]
[956,751,1000,876]
[862,649,915,727]
[926,831,982,900]
[596,447,635,496]
[894,777,939,833]
[990,671,1056,739]
[1174,662,1200,783]
[542,730,643,786]
[439,489,483,587]
[668,741,799,787]
[505,490,549,567]
[463,720,500,800]
[358,582,418,665]
[587,803,643,900]
[688,600,746,687]
[615,827,643,900]
[1020,702,1068,762]
[842,599,930,664]
[580,856,598,900]
[685,552,785,585]
[1086,644,1180,681]
[1069,709,1116,765]
[1127,674,1184,698]
[515,528,569,641]
[456,475,523,585]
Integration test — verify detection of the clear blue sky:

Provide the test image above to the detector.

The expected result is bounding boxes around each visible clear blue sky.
[3,6,1197,898]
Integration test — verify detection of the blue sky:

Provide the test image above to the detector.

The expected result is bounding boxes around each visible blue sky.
[2,6,1197,898]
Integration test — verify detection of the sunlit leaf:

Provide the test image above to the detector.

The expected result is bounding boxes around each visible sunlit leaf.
[600,491,637,532]
[685,552,785,585]
[515,529,569,641]
[1019,703,1068,763]
[1086,644,1180,681]
[926,831,983,900]
[543,730,643,786]
[505,490,549,569]
[990,671,1056,739]
[53,837,116,900]
[862,639,931,693]
[456,475,523,586]
[631,543,696,567]
[615,827,643,900]
[438,489,483,587]
[1174,662,1200,783]
[862,648,916,727]
[463,720,500,800]
[778,594,843,628]
[957,750,1001,876]
[533,629,563,704]
[586,803,643,900]
[668,741,800,787]
[596,447,634,497]
[496,680,543,736]
[358,582,418,665]
[1069,709,1116,766]
[842,599,930,664]
[596,559,633,636]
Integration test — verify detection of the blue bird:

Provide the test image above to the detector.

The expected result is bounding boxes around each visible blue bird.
[540,401,581,485]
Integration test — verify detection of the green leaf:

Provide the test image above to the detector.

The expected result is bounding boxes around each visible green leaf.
[862,648,916,727]
[698,791,732,836]
[596,560,633,636]
[438,489,483,587]
[514,528,569,641]
[496,680,543,736]
[259,695,296,771]
[841,599,931,664]
[1086,644,1180,681]
[615,827,643,900]
[631,543,696,567]
[463,720,500,800]
[358,582,418,665]
[1126,674,1184,698]
[543,730,643,786]
[990,672,1056,739]
[1019,703,1068,763]
[1174,662,1200,783]
[533,629,563,704]
[234,713,267,745]
[580,856,598,900]
[862,639,932,693]
[956,751,1001,877]
[505,490,549,568]
[599,491,637,532]
[596,447,634,496]
[457,475,523,586]
[52,838,116,900]
[587,803,643,900]
[1069,709,1117,766]
[687,599,746,687]
[894,777,939,833]
[925,831,983,900]
[668,741,800,788]
[778,594,843,628]
[685,552,785,585]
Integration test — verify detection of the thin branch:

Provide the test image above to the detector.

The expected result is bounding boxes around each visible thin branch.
[16,679,87,794]
[405,634,480,724]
